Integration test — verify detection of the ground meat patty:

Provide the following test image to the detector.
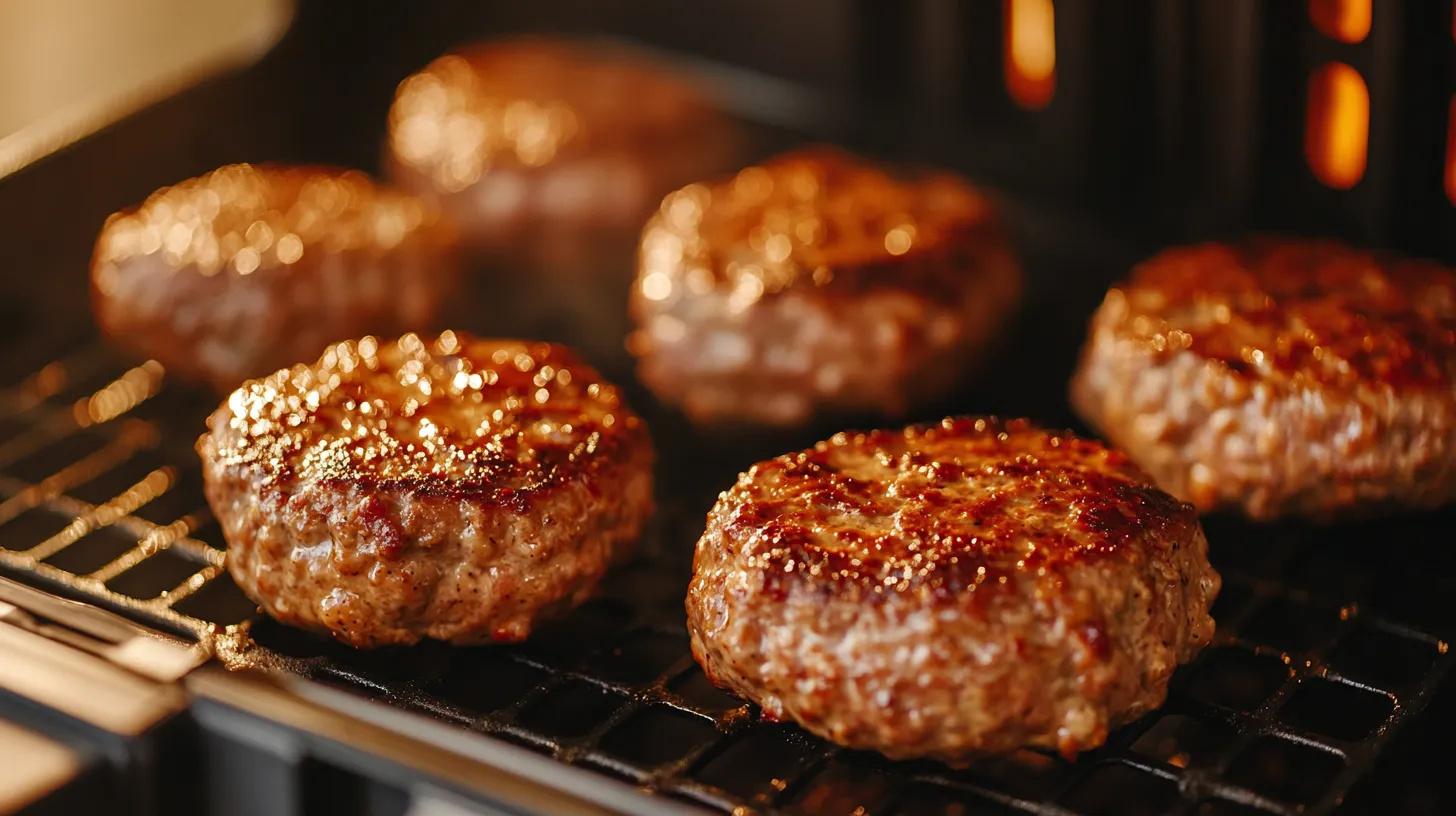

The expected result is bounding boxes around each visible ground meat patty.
[198,331,654,648]
[385,36,739,252]
[686,417,1218,762]
[1071,239,1456,520]
[629,146,1020,427]
[91,164,460,391]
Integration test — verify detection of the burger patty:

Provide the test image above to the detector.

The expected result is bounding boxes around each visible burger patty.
[198,331,654,648]
[1071,239,1456,519]
[386,36,739,251]
[629,146,1020,427]
[91,164,460,390]
[385,38,741,370]
[686,417,1219,762]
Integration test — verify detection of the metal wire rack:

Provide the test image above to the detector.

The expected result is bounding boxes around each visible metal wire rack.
[1,340,1453,816]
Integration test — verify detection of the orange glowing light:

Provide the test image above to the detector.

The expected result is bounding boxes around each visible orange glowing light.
[1446,97,1456,206]
[1004,0,1056,110]
[1305,62,1369,190]
[1309,0,1372,43]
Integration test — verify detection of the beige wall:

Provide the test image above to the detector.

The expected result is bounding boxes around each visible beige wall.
[0,0,290,166]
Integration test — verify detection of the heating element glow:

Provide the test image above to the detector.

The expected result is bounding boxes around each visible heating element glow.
[1446,96,1456,206]
[1309,0,1372,44]
[1305,62,1369,190]
[1004,0,1056,110]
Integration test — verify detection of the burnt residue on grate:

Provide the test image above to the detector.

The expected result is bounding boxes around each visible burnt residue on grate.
[1,344,1454,816]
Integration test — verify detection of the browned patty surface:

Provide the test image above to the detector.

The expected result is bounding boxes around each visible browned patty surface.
[686,417,1219,762]
[92,164,460,390]
[1072,239,1456,519]
[630,146,1020,426]
[199,331,654,648]
[386,36,739,250]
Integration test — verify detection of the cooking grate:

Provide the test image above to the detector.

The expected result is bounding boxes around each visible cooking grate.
[1,340,1453,816]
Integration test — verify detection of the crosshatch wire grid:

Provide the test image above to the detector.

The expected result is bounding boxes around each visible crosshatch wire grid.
[1,341,1453,816]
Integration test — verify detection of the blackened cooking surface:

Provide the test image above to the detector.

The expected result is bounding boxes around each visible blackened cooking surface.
[1,297,1453,815]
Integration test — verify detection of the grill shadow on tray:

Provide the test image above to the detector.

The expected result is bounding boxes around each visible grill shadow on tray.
[1,312,1453,816]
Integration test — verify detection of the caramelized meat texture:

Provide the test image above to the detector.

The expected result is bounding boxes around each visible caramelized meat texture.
[686,417,1219,762]
[629,146,1021,427]
[91,164,460,390]
[385,36,739,252]
[198,332,654,648]
[1071,239,1456,519]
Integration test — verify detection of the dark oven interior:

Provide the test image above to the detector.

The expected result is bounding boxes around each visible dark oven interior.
[2,1,1455,814]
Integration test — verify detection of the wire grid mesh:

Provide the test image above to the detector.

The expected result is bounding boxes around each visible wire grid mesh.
[0,348,228,638]
[1,342,1453,816]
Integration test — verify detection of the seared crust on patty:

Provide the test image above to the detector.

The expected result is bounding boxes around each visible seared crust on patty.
[629,146,1020,426]
[686,417,1218,762]
[1071,239,1456,519]
[386,36,739,249]
[199,331,654,648]
[92,164,460,390]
